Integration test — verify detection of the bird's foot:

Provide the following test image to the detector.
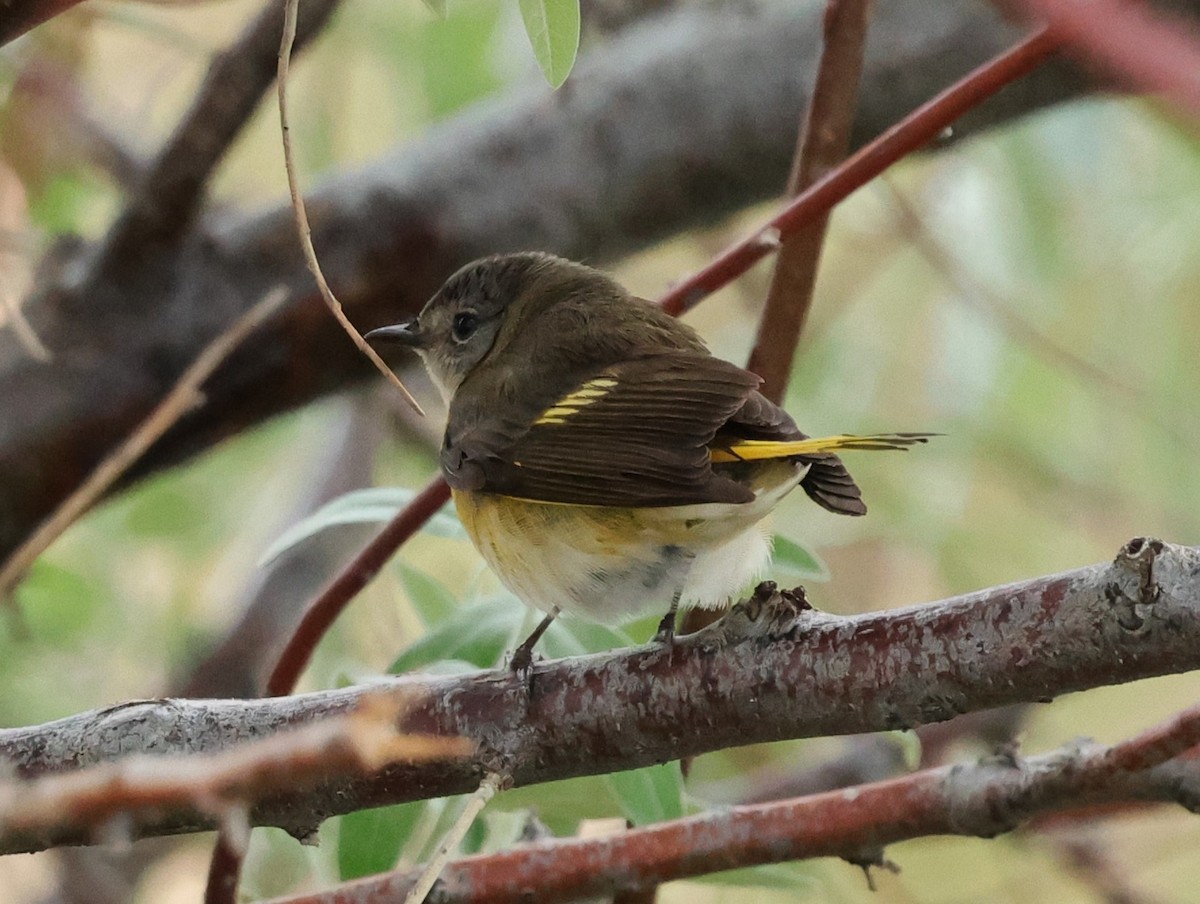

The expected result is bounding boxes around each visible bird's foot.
[652,609,677,646]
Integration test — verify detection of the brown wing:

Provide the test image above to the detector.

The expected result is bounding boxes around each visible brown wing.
[441,353,762,507]
[721,390,868,516]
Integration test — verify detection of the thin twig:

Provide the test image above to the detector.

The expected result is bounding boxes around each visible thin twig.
[0,283,49,362]
[0,287,289,602]
[746,0,873,402]
[404,772,505,904]
[658,25,1060,316]
[276,0,423,415]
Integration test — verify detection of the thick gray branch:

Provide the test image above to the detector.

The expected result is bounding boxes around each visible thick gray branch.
[0,0,1096,558]
[0,538,1196,855]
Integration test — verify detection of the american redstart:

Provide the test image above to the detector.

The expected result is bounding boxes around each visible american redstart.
[367,252,931,666]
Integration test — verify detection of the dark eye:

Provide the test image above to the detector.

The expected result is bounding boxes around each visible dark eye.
[452,311,479,343]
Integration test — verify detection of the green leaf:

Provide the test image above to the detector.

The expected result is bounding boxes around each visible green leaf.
[887,729,923,772]
[418,4,503,118]
[397,564,459,626]
[605,763,684,825]
[337,802,428,879]
[517,0,580,88]
[539,615,635,659]
[770,534,829,583]
[258,487,464,567]
[421,0,448,19]
[388,598,525,673]
[14,561,98,646]
[697,861,819,891]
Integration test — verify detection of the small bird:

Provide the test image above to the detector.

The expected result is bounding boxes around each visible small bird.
[367,252,930,666]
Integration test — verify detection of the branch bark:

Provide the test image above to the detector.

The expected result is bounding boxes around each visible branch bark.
[0,537,1195,855]
[263,720,1200,904]
[0,0,1095,560]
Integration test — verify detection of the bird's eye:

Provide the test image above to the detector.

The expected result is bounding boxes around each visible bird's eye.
[452,311,479,343]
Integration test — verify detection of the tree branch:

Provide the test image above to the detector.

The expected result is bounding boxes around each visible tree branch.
[263,713,1200,904]
[89,0,341,287]
[0,537,1196,855]
[0,0,84,48]
[745,0,872,401]
[0,0,1095,560]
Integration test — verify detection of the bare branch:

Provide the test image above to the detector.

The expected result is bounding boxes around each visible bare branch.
[1,538,1197,854]
[0,693,468,844]
[263,712,1200,904]
[89,0,342,284]
[746,0,872,401]
[0,0,84,48]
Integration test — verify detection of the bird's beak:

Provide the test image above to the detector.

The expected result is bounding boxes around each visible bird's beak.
[365,320,424,349]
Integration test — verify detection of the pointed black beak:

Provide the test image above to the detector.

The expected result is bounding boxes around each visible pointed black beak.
[365,321,423,348]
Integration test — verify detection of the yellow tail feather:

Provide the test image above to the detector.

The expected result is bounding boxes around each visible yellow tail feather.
[709,433,935,464]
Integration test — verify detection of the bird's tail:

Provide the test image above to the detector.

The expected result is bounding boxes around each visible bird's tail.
[709,433,935,464]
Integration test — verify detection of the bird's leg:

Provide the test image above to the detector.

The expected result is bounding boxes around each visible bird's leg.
[653,586,683,646]
[653,552,695,646]
[510,607,559,673]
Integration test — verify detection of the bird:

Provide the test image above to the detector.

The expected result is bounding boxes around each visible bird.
[366,252,931,667]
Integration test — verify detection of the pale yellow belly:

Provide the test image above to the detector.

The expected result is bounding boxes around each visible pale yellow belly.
[451,461,805,623]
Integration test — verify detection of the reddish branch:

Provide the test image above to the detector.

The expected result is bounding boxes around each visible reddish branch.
[1010,0,1200,117]
[658,25,1061,316]
[1,539,1198,855]
[265,709,1200,904]
[746,0,873,402]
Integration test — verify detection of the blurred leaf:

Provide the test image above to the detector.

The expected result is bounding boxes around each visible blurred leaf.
[771,534,829,583]
[472,809,532,855]
[259,487,465,567]
[27,170,98,234]
[397,564,459,626]
[889,729,923,772]
[419,3,502,118]
[421,0,448,19]
[389,598,524,673]
[518,0,579,88]
[540,614,636,659]
[338,801,427,879]
[14,560,97,646]
[697,861,819,891]
[605,762,684,825]
[122,485,204,540]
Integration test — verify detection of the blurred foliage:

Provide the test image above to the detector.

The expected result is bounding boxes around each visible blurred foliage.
[517,0,580,88]
[3,0,1200,902]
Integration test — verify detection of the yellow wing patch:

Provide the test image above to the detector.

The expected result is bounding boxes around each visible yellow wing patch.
[533,376,619,425]
[710,433,933,463]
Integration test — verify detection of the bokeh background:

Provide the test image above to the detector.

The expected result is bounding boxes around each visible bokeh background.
[3,0,1200,901]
